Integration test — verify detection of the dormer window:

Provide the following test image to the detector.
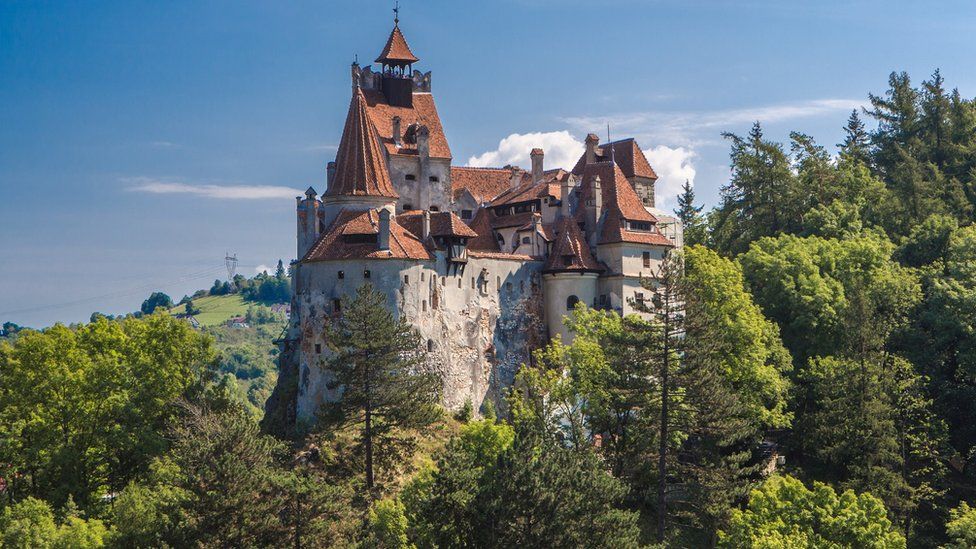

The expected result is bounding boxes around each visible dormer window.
[461,209,472,220]
[629,221,652,231]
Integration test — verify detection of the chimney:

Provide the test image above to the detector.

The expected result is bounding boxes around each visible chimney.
[417,125,430,160]
[326,161,336,190]
[530,148,544,184]
[586,176,602,247]
[392,116,402,146]
[585,133,600,165]
[561,174,577,218]
[509,165,521,189]
[422,210,431,240]
[378,208,391,251]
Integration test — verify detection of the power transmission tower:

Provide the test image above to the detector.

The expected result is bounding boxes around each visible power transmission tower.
[225,253,238,280]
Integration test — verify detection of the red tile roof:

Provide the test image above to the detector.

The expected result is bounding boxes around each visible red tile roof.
[362,89,451,159]
[326,90,399,198]
[302,209,432,261]
[544,217,603,273]
[467,208,502,251]
[490,210,538,230]
[375,25,419,64]
[599,209,674,247]
[468,250,535,260]
[489,178,561,207]
[572,138,658,180]
[575,162,656,222]
[516,218,555,241]
[451,166,519,203]
[396,211,478,239]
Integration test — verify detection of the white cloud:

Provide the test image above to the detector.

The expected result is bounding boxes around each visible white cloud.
[562,98,867,147]
[126,178,303,200]
[150,140,179,149]
[643,145,696,209]
[467,131,585,171]
[303,143,338,153]
[255,264,273,275]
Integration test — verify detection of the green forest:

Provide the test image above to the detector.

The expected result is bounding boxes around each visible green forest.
[4,71,976,547]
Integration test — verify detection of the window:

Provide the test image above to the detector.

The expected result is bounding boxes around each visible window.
[315,343,322,354]
[404,275,409,284]
[338,270,345,279]
[421,272,425,281]
[427,339,434,352]
[333,299,342,313]
[461,209,473,220]
[403,203,414,211]
[471,277,476,289]
[630,221,652,231]
[566,295,580,310]
[496,234,505,246]
[522,236,531,244]
[635,292,645,307]
[364,269,371,279]
[497,276,501,289]
[422,300,427,312]
[405,174,416,181]
[643,251,651,268]
[562,255,574,266]
[458,278,462,288]
[429,176,439,182]
[442,276,446,286]
[430,206,440,212]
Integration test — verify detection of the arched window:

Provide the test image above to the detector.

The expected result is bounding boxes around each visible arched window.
[496,233,505,246]
[566,295,579,310]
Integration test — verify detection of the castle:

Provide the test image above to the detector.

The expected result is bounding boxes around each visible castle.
[270,18,682,425]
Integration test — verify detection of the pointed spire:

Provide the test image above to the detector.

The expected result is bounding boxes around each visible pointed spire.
[326,90,398,199]
[543,216,602,273]
[375,23,419,65]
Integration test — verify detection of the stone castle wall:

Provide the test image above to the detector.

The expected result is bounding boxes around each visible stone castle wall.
[287,254,544,423]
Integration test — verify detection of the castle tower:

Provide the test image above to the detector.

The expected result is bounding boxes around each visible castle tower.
[318,88,399,229]
[375,20,419,108]
[542,216,603,343]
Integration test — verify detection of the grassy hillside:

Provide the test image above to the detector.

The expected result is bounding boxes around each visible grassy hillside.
[168,294,250,327]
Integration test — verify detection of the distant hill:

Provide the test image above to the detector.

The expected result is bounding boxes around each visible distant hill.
[167,294,252,327]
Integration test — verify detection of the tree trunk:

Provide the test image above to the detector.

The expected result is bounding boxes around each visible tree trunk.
[657,303,670,543]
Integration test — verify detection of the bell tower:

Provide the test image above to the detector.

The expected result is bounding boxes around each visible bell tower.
[375,6,419,108]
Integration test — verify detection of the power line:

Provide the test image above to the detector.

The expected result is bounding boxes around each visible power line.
[0,265,228,317]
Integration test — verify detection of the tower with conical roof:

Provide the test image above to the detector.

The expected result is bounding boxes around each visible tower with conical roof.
[317,89,399,230]
[375,8,419,108]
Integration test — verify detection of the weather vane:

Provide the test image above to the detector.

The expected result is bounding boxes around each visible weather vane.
[394,0,400,25]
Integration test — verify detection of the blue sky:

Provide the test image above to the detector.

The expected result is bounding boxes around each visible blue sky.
[2,0,975,327]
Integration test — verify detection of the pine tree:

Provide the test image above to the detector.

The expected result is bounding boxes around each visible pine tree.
[674,180,706,246]
[635,252,685,543]
[320,284,440,496]
[838,109,871,165]
[275,259,287,279]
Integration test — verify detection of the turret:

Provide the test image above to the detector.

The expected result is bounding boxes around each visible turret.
[297,186,320,259]
[375,21,419,108]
